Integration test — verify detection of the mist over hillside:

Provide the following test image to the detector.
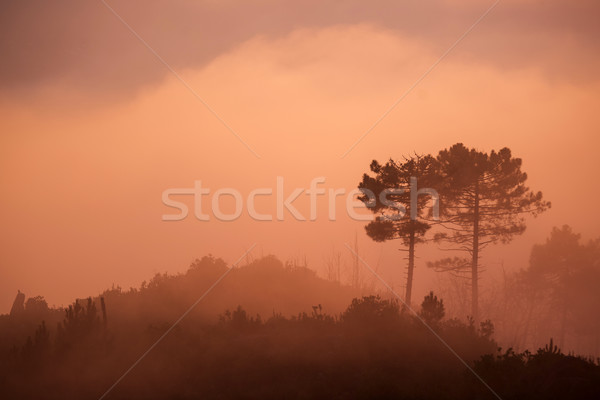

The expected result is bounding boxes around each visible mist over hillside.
[2,252,600,399]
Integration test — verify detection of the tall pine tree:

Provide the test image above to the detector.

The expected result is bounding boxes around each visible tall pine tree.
[358,154,438,307]
[434,143,550,322]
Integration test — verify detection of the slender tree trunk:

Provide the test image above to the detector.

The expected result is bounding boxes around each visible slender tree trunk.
[352,234,360,288]
[472,182,480,323]
[100,297,107,330]
[406,228,416,307]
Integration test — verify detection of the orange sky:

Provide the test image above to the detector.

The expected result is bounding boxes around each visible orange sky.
[1,0,599,313]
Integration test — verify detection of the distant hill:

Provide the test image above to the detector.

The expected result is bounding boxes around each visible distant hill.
[0,255,361,350]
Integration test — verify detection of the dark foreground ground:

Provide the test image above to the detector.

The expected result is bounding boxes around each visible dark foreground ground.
[2,256,599,399]
[2,294,599,400]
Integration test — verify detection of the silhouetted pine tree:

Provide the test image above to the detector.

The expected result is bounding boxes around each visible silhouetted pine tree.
[419,291,445,327]
[358,154,438,306]
[434,143,550,322]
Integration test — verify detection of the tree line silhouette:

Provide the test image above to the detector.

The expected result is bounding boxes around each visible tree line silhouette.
[1,249,599,399]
